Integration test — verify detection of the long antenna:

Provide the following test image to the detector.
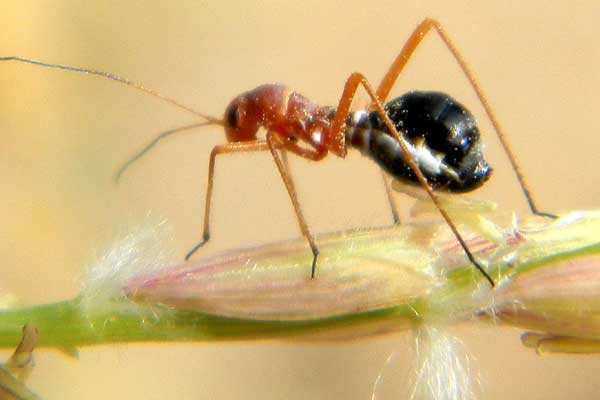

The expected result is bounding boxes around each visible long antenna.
[0,56,222,124]
[114,122,214,182]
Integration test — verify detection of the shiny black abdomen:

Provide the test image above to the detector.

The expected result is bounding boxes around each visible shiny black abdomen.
[346,91,492,192]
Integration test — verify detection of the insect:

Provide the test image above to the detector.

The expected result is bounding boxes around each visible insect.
[0,19,554,287]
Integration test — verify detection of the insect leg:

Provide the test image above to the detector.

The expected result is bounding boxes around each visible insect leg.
[280,148,292,174]
[374,18,555,218]
[266,132,320,278]
[380,170,401,225]
[331,72,495,286]
[185,140,270,260]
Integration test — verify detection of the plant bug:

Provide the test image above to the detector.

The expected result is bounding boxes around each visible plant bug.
[0,19,555,287]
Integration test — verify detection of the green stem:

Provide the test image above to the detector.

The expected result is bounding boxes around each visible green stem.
[0,298,419,349]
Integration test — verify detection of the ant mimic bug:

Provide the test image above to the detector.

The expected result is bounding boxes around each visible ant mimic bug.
[0,19,555,287]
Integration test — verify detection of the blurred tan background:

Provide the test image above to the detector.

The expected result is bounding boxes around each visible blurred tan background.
[1,1,600,399]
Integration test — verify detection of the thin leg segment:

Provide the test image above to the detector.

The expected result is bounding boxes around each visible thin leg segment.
[380,170,401,225]
[332,72,495,286]
[375,18,554,218]
[185,140,270,260]
[266,132,319,278]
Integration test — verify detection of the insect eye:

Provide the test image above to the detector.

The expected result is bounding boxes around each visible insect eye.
[226,105,240,129]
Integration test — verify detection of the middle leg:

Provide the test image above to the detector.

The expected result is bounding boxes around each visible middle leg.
[266,131,320,278]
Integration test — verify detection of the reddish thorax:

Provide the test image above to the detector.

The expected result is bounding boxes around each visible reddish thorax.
[224,84,344,160]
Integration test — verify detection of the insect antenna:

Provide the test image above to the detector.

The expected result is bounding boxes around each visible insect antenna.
[0,56,226,181]
[114,122,220,182]
[0,56,221,123]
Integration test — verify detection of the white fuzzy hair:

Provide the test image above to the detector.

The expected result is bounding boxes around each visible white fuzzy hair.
[372,326,481,400]
[79,218,174,315]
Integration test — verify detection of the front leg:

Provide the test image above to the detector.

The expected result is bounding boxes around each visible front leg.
[185,140,270,260]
